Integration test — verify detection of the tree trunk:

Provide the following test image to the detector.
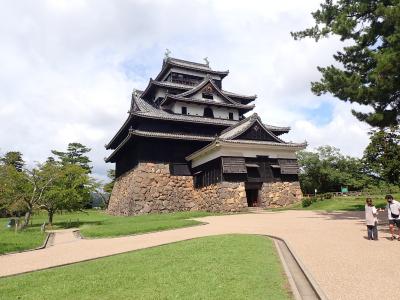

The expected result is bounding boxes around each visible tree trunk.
[48,210,54,226]
[22,208,32,228]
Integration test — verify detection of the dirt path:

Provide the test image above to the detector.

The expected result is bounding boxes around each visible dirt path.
[0,210,398,299]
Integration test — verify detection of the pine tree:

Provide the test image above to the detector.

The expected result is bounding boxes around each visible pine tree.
[292,0,400,127]
[51,142,92,173]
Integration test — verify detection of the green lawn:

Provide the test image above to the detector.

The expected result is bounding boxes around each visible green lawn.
[279,193,400,211]
[0,235,292,300]
[0,210,213,255]
[0,225,46,255]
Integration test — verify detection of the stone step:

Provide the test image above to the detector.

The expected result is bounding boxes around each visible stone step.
[247,207,265,213]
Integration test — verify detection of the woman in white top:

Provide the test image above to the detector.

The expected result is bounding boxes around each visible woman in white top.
[365,198,378,241]
[385,195,400,241]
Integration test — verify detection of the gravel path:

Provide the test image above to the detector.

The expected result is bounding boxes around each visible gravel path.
[1,210,398,299]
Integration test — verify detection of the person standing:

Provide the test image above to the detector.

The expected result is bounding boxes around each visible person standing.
[385,195,400,241]
[365,198,378,240]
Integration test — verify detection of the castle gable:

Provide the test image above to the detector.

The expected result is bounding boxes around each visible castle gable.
[219,114,284,143]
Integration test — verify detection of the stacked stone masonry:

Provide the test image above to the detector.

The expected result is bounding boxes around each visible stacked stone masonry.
[108,163,302,216]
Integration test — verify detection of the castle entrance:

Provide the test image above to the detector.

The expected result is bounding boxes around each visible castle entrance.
[245,182,262,207]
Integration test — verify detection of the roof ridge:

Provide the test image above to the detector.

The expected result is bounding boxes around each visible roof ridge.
[131,96,239,126]
[222,89,257,100]
[168,57,210,68]
[220,113,256,135]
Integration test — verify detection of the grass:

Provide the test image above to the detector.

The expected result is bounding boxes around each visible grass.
[0,234,292,300]
[276,193,400,211]
[0,210,213,255]
[0,225,46,255]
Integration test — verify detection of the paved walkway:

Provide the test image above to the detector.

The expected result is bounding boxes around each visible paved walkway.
[1,210,399,299]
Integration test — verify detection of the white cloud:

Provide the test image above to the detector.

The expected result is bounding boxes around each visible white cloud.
[0,0,371,180]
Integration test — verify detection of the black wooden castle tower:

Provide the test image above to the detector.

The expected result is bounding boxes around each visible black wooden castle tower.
[106,56,306,214]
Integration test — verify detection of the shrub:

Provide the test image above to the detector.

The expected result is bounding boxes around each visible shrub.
[302,198,313,207]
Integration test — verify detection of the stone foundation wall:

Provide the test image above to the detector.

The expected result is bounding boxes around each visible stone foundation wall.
[107,163,247,216]
[259,181,303,208]
[108,162,302,215]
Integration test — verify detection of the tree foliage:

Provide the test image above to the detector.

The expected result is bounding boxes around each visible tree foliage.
[40,163,93,225]
[0,163,59,227]
[298,145,370,193]
[103,169,115,194]
[0,151,25,171]
[292,0,400,127]
[0,145,95,226]
[363,126,400,184]
[51,142,92,173]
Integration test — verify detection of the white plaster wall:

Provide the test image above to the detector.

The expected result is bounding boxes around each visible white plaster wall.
[155,89,167,100]
[192,90,225,103]
[171,102,238,120]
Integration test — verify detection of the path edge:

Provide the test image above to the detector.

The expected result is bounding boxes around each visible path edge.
[268,234,328,300]
[273,238,302,300]
[0,232,54,257]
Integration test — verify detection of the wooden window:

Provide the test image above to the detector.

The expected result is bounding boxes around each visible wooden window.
[222,157,247,174]
[181,106,187,115]
[229,112,234,120]
[202,93,213,100]
[278,159,300,174]
[203,107,214,118]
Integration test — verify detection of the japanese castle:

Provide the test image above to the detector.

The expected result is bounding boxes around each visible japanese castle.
[105,56,306,215]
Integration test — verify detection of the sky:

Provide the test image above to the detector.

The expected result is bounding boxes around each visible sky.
[0,0,372,181]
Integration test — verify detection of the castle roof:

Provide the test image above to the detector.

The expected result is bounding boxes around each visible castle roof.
[105,91,290,150]
[132,92,238,126]
[154,57,229,81]
[219,113,287,141]
[105,111,306,163]
[140,79,257,104]
[105,129,214,163]
[105,56,302,166]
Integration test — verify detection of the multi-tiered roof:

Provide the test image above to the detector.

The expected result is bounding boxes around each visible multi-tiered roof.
[106,57,305,166]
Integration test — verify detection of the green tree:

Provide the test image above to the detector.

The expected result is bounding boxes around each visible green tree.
[363,126,400,184]
[298,145,370,193]
[40,163,93,225]
[51,142,92,172]
[292,0,400,127]
[0,163,58,227]
[103,169,115,194]
[0,151,25,171]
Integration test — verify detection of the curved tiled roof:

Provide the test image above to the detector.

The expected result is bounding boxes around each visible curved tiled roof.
[186,139,307,162]
[222,90,257,101]
[220,113,290,136]
[155,57,229,81]
[130,129,214,141]
[131,92,238,126]
[105,129,214,162]
[167,57,212,71]
[142,79,257,105]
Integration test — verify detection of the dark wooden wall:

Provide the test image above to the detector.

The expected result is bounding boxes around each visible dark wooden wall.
[114,137,208,178]
[192,156,299,189]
